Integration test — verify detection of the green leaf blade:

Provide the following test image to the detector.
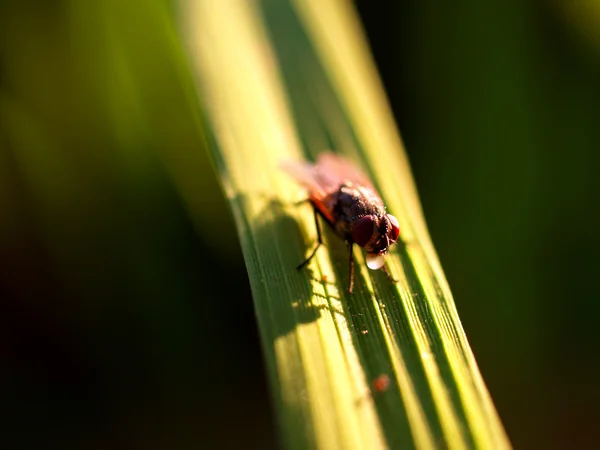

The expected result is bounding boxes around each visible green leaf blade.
[179,0,511,448]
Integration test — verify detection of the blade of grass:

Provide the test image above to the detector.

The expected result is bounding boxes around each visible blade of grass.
[179,0,511,448]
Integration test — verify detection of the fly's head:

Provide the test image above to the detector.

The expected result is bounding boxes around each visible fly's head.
[351,213,400,270]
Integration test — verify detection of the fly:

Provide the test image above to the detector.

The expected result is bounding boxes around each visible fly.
[282,153,400,293]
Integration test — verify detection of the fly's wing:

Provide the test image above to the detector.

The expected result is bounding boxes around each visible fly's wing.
[314,153,377,193]
[280,159,329,199]
[282,153,375,192]
[282,153,379,223]
[281,157,343,223]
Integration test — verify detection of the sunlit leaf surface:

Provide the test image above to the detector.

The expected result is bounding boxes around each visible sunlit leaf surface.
[180,0,510,449]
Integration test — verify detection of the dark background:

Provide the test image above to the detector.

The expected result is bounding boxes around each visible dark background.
[1,1,599,449]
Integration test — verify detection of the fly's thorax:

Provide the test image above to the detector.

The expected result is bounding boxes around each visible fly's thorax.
[331,183,385,236]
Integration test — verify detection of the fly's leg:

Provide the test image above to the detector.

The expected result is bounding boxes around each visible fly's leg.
[347,241,355,293]
[382,263,398,284]
[297,207,323,270]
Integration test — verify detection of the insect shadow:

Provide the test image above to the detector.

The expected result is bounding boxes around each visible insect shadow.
[240,195,338,337]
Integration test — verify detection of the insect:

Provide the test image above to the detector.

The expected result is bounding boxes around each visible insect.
[282,153,400,293]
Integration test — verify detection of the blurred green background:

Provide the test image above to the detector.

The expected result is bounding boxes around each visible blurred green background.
[1,1,599,449]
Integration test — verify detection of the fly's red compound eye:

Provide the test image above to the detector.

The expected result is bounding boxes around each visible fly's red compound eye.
[352,215,375,247]
[388,214,400,242]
